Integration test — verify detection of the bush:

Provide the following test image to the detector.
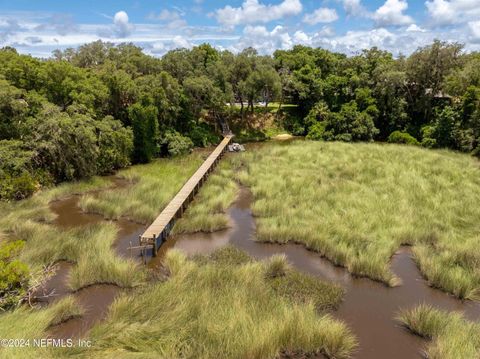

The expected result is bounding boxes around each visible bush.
[305,101,379,142]
[306,121,326,140]
[160,130,193,156]
[280,108,305,136]
[0,140,39,200]
[0,172,37,201]
[421,107,460,149]
[421,125,437,148]
[188,122,220,147]
[129,102,159,164]
[0,241,29,310]
[96,116,133,174]
[387,131,420,145]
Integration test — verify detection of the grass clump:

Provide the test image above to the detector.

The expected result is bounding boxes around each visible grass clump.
[236,140,480,297]
[173,159,238,234]
[398,304,480,359]
[4,219,144,290]
[0,296,83,358]
[0,187,145,291]
[193,246,253,266]
[74,249,356,359]
[265,255,344,312]
[79,154,203,223]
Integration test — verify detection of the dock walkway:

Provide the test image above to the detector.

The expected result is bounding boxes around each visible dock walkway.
[139,135,233,256]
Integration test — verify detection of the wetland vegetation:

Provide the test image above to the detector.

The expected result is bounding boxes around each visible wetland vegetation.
[234,141,480,300]
[1,36,480,359]
[399,304,480,359]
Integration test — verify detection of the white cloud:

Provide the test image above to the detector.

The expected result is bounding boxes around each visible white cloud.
[425,0,480,26]
[172,35,193,48]
[469,21,480,42]
[0,18,22,42]
[231,25,293,52]
[293,30,310,44]
[147,9,188,28]
[303,8,338,25]
[406,24,427,32]
[215,0,302,27]
[113,11,133,37]
[34,14,77,36]
[148,9,181,21]
[373,0,413,26]
[341,0,367,16]
[3,7,480,59]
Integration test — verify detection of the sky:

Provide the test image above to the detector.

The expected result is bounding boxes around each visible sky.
[0,0,480,58]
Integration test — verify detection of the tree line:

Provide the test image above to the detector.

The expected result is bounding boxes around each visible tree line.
[0,40,479,200]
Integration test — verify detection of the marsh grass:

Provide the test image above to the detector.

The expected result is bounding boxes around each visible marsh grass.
[0,296,83,358]
[265,255,344,311]
[398,304,480,359]
[79,154,204,223]
[71,249,356,359]
[0,176,145,291]
[173,160,238,234]
[235,141,480,298]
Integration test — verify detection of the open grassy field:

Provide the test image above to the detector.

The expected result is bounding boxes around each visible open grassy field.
[63,247,355,359]
[233,140,480,299]
[398,304,480,358]
[79,154,204,223]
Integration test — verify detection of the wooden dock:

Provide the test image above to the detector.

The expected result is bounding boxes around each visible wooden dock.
[139,135,233,256]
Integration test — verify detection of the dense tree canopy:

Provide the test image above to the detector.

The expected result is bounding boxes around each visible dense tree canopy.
[1,40,479,200]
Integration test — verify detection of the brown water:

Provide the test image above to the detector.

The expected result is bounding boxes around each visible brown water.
[40,180,145,338]
[48,285,120,339]
[151,186,480,359]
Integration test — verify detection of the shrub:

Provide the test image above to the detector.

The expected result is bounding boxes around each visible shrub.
[421,107,460,149]
[306,121,326,140]
[0,140,39,201]
[96,116,133,174]
[306,101,379,142]
[160,130,194,156]
[0,240,29,310]
[129,102,159,164]
[421,125,437,148]
[387,131,420,145]
[0,172,37,201]
[188,123,220,147]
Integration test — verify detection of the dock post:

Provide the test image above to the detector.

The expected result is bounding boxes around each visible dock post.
[152,234,157,257]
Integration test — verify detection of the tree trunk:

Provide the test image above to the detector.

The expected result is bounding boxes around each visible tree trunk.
[276,94,284,120]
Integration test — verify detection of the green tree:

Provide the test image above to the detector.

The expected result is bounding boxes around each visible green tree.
[406,40,463,126]
[129,101,159,163]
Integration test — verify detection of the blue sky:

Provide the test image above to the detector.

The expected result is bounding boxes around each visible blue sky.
[1,0,479,57]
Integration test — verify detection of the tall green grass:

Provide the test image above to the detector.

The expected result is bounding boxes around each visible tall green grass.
[71,249,356,359]
[398,304,480,358]
[2,219,144,291]
[0,177,145,291]
[0,296,83,359]
[79,154,204,223]
[235,141,480,297]
[173,160,238,234]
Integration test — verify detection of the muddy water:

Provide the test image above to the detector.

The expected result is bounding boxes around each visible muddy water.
[48,285,120,339]
[50,196,104,228]
[50,192,146,259]
[153,186,480,359]
[41,182,145,338]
